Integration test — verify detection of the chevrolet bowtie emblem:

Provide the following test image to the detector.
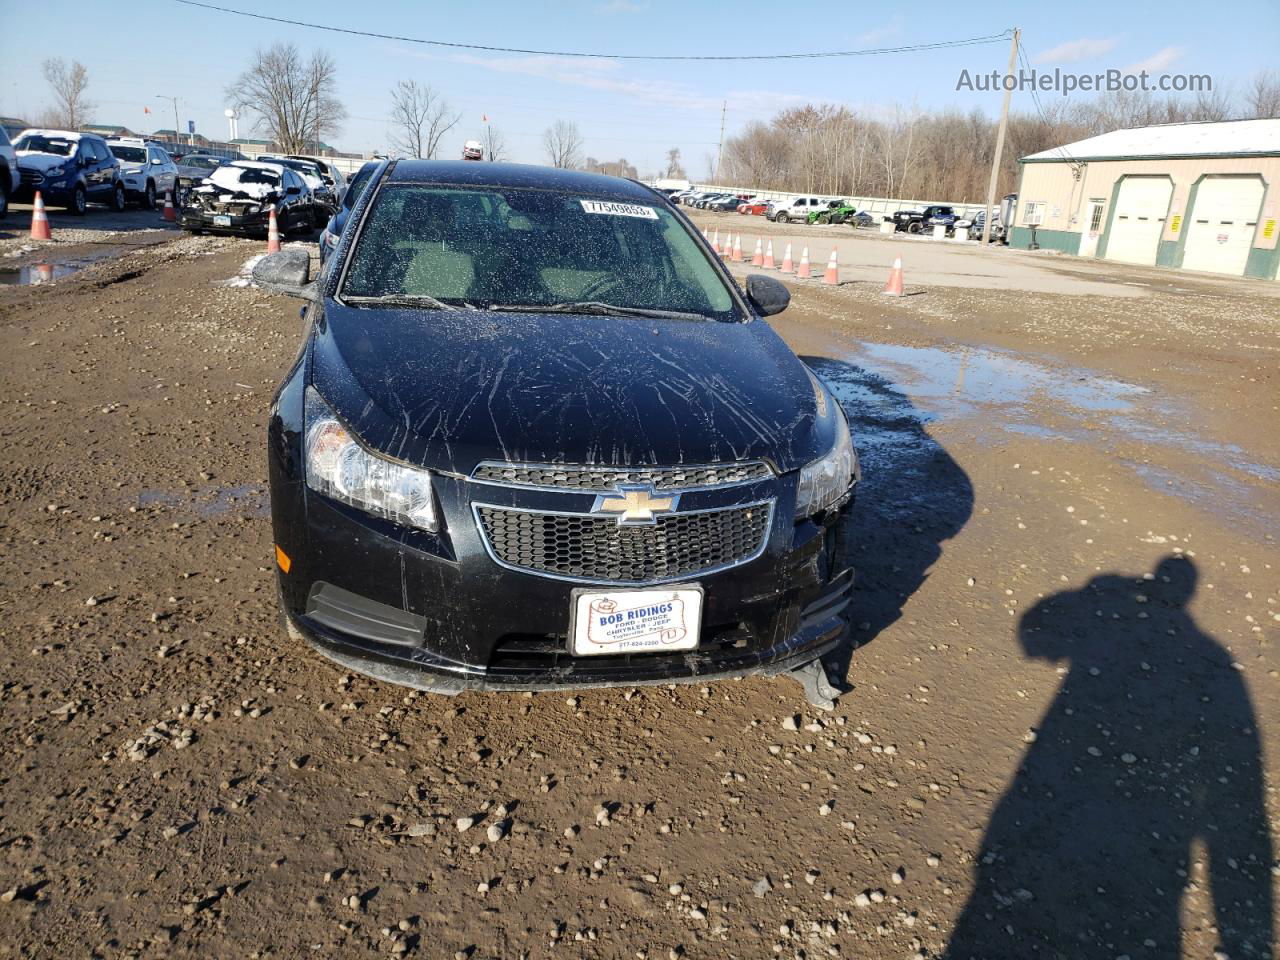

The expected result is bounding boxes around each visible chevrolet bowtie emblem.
[591,485,679,525]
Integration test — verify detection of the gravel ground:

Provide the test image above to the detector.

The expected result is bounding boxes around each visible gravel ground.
[0,230,1275,959]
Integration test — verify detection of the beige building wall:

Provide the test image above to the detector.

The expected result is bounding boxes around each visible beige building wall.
[1013,155,1280,276]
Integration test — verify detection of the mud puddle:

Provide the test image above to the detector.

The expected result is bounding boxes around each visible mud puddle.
[135,483,268,518]
[810,340,1277,538]
[0,248,125,285]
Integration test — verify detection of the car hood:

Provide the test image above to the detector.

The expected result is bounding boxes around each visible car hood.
[309,303,830,476]
[16,153,73,172]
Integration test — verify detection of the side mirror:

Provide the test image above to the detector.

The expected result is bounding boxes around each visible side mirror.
[286,186,302,196]
[745,273,790,317]
[252,248,317,300]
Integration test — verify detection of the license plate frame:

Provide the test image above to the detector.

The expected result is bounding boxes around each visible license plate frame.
[213,214,232,227]
[568,585,703,657]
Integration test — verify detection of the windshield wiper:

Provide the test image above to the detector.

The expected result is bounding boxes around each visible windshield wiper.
[342,293,459,311]
[488,301,709,322]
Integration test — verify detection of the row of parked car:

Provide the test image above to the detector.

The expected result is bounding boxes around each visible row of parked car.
[0,125,346,238]
[664,188,880,227]
[656,185,1009,242]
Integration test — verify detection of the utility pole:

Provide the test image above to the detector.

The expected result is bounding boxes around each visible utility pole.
[157,95,180,149]
[981,28,1019,245]
[713,100,726,184]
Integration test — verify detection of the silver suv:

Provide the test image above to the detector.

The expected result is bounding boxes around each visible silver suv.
[0,126,17,218]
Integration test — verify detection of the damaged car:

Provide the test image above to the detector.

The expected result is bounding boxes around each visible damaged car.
[257,161,859,707]
[179,160,314,237]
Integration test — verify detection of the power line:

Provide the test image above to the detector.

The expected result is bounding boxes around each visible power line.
[172,1,1009,62]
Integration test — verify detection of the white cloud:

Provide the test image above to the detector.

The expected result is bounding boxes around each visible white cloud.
[854,17,903,46]
[597,0,648,12]
[448,53,807,115]
[1124,45,1186,73]
[1035,36,1120,64]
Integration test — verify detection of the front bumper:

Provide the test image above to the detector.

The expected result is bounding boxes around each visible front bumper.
[179,208,270,236]
[12,176,73,205]
[270,448,855,693]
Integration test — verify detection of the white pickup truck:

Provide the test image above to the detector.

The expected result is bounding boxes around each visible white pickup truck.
[766,196,825,223]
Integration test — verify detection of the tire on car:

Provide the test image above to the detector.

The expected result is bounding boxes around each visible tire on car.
[143,180,156,210]
[111,182,127,212]
[774,211,789,223]
[70,183,87,216]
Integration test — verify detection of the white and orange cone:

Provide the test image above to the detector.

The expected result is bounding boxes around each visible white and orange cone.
[30,191,52,241]
[751,236,763,266]
[780,242,794,273]
[712,228,720,253]
[731,234,743,262]
[267,208,282,254]
[796,246,811,279]
[161,190,176,222]
[823,248,839,285]
[883,257,905,297]
[763,239,775,269]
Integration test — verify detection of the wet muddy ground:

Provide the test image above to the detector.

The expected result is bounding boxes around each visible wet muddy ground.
[0,228,1275,959]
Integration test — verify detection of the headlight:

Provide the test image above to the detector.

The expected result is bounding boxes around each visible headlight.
[243,204,261,215]
[44,165,66,178]
[304,387,439,532]
[795,393,858,519]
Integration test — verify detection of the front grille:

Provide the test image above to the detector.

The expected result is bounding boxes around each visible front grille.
[20,170,43,186]
[475,503,771,584]
[472,461,771,492]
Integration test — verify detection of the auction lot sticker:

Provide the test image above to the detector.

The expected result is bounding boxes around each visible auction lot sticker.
[570,586,703,656]
[578,199,659,219]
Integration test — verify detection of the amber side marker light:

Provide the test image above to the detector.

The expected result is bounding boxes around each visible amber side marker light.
[274,545,292,574]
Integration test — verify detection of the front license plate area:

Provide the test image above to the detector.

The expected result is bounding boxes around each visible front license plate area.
[569,586,703,656]
[213,215,232,226]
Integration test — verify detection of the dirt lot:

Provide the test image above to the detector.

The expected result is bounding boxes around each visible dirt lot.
[0,214,1275,959]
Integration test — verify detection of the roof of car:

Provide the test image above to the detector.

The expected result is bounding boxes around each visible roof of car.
[17,129,88,141]
[387,160,661,202]
[227,160,287,173]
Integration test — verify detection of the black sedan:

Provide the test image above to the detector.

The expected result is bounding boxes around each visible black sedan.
[179,160,314,237]
[255,161,859,705]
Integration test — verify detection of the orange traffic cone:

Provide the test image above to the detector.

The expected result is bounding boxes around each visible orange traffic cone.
[267,208,281,253]
[823,248,839,285]
[780,242,794,273]
[796,246,811,279]
[763,239,775,269]
[751,236,763,266]
[731,234,742,262]
[712,228,720,253]
[161,190,176,222]
[883,257,905,297]
[30,191,51,241]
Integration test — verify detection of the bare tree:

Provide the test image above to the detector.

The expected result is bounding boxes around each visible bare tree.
[664,148,686,179]
[227,44,346,154]
[42,59,93,130]
[388,80,460,159]
[481,125,509,162]
[542,120,583,169]
[1245,70,1280,119]
[584,157,638,179]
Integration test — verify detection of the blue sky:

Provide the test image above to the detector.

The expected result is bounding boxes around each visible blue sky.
[2,0,1276,173]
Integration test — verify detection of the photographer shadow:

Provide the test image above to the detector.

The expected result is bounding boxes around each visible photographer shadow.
[800,356,974,680]
[944,556,1274,959]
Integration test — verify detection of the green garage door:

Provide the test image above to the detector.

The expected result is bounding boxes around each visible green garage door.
[1181,176,1265,276]
[1105,177,1173,266]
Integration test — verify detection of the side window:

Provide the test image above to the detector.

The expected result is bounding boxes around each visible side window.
[79,142,98,165]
